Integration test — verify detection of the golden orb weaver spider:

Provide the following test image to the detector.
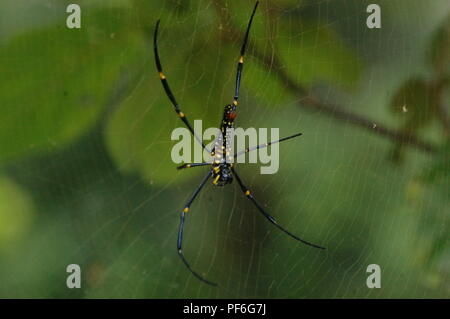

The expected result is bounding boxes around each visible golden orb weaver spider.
[153,1,325,286]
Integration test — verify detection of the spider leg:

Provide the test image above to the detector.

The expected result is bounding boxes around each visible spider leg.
[177,162,211,170]
[231,168,325,250]
[177,171,217,286]
[233,132,302,159]
[232,1,259,105]
[153,20,210,152]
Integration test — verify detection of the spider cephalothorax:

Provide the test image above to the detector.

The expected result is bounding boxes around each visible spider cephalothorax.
[153,1,325,287]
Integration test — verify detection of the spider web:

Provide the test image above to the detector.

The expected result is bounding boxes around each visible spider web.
[1,0,449,299]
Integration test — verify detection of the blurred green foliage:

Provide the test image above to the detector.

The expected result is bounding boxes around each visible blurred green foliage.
[389,14,450,162]
[0,8,144,162]
[0,176,34,249]
[429,16,450,73]
[0,0,448,298]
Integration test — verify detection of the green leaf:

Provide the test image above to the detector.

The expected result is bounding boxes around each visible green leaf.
[389,78,436,128]
[244,57,295,110]
[388,78,437,162]
[0,176,34,250]
[276,21,361,88]
[0,8,142,163]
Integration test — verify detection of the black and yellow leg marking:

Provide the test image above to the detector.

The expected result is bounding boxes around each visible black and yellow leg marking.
[233,132,303,159]
[212,174,221,185]
[153,20,209,152]
[211,164,221,185]
[177,171,217,286]
[233,1,259,103]
[177,162,211,170]
[232,168,325,250]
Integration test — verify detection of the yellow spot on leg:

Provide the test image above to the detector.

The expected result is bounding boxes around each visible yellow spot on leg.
[183,207,189,213]
[239,56,244,63]
[179,112,185,118]
[245,190,251,196]
[159,72,166,79]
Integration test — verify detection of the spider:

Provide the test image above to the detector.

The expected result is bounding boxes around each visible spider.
[153,1,324,286]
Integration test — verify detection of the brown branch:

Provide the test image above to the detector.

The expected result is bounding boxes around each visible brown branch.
[212,0,438,154]
[253,49,438,154]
